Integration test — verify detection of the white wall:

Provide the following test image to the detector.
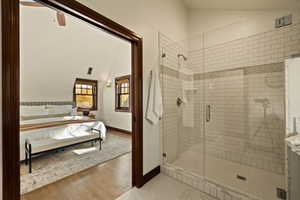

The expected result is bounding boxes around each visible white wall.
[102,65,132,132]
[188,9,300,48]
[286,57,300,134]
[20,6,132,131]
[76,0,188,174]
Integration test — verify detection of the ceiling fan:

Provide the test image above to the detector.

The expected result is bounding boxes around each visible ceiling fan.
[20,1,66,26]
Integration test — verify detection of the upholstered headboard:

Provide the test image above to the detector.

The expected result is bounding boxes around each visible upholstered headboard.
[20,101,76,120]
[20,101,75,107]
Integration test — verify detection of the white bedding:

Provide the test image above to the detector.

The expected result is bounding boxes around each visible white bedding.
[20,117,106,161]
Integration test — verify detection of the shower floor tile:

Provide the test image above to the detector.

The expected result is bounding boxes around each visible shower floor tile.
[116,174,216,200]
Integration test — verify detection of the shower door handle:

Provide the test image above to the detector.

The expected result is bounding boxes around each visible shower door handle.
[206,105,211,122]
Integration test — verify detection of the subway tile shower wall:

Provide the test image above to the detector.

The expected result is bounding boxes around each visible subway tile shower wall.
[159,22,300,200]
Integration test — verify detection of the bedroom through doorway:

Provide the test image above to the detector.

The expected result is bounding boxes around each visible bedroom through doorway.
[19,1,133,199]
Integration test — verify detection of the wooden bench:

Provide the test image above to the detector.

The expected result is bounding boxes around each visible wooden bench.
[24,128,102,173]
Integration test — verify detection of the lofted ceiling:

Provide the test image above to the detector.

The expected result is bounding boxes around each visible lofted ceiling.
[183,0,300,10]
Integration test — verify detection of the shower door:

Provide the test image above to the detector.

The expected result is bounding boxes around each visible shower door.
[202,31,286,200]
[203,64,248,192]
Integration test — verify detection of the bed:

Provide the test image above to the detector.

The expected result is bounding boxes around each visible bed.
[20,103,107,173]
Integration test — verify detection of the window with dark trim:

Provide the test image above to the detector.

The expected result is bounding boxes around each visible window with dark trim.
[73,78,98,111]
[115,75,131,112]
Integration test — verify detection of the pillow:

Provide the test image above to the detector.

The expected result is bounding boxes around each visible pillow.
[20,106,48,117]
[47,105,73,115]
[70,107,78,116]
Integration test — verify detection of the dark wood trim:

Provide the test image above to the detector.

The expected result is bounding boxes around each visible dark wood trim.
[115,75,131,112]
[115,75,132,80]
[142,166,161,185]
[106,126,132,135]
[73,78,98,111]
[36,0,141,42]
[2,0,21,199]
[131,38,144,188]
[2,0,146,199]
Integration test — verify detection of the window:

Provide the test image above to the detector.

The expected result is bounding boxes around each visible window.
[73,78,98,110]
[115,75,131,112]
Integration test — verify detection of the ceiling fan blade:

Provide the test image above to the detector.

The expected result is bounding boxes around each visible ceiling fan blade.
[20,1,45,7]
[56,11,66,26]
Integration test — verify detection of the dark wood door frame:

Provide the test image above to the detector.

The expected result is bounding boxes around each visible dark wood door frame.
[2,0,150,199]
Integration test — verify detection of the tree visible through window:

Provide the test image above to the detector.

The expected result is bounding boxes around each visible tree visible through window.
[115,75,131,112]
[73,78,98,110]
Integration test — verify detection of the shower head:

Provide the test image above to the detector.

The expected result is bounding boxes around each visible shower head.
[177,54,187,61]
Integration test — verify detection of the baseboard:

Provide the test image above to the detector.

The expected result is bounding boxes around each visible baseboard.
[142,166,160,186]
[106,126,132,134]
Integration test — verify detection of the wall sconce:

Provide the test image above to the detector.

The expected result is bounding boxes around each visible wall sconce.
[106,81,112,87]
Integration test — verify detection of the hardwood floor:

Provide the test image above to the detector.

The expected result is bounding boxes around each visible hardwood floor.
[22,132,132,200]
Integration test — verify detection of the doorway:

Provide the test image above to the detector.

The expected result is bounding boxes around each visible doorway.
[2,0,144,199]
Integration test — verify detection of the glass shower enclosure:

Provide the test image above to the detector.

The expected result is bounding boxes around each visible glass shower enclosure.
[160,22,299,200]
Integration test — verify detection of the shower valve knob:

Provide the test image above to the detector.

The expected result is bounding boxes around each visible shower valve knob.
[177,97,183,106]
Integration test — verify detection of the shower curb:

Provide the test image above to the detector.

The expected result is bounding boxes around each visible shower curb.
[162,164,262,200]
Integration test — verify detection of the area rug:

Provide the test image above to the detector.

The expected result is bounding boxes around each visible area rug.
[20,132,131,194]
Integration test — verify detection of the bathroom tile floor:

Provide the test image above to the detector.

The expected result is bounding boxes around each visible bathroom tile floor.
[116,174,216,200]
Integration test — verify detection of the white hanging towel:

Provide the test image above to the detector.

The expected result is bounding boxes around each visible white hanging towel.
[146,68,163,124]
